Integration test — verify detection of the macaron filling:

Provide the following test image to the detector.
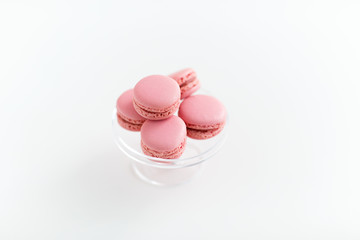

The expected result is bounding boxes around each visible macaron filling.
[185,122,225,130]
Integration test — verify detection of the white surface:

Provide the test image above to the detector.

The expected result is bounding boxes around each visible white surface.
[1,0,360,239]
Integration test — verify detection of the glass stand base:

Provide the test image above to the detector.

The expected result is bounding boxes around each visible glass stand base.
[132,162,203,186]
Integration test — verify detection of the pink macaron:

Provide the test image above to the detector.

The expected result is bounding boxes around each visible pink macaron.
[169,68,200,99]
[133,75,181,120]
[116,89,146,131]
[141,115,187,159]
[178,94,226,139]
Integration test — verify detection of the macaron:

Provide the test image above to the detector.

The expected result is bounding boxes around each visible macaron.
[169,68,200,99]
[178,95,226,139]
[133,75,181,120]
[141,115,187,159]
[116,89,146,131]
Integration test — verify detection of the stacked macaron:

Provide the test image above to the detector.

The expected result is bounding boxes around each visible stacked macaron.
[168,68,200,99]
[115,68,226,159]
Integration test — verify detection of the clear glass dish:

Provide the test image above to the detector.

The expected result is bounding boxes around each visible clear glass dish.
[112,98,228,186]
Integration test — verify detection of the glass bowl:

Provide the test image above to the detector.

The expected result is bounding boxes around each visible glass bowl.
[112,101,228,186]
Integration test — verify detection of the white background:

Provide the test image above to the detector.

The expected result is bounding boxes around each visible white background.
[1,0,360,239]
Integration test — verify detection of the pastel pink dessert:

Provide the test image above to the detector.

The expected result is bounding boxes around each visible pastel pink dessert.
[178,95,226,139]
[141,116,187,159]
[116,89,146,131]
[169,68,200,99]
[133,75,181,120]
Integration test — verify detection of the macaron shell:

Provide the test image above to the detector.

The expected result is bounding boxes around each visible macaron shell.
[178,95,227,128]
[116,89,146,123]
[141,115,187,151]
[133,75,181,110]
